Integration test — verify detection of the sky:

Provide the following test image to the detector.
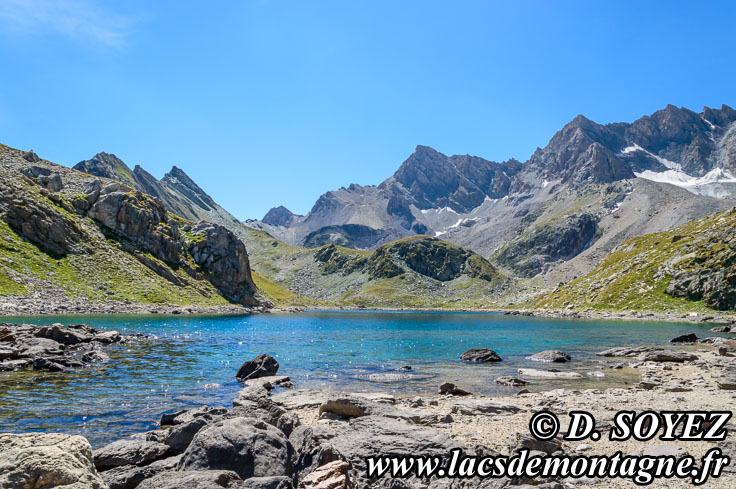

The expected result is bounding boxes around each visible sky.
[0,1,734,220]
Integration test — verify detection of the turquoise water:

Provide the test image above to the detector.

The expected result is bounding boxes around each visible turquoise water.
[0,311,714,447]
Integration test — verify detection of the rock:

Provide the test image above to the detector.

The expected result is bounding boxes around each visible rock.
[82,350,110,363]
[32,357,67,372]
[495,376,529,387]
[186,221,259,305]
[298,460,355,489]
[36,323,91,345]
[670,333,698,343]
[438,382,471,396]
[277,412,300,437]
[93,439,169,470]
[576,443,592,452]
[319,395,396,419]
[527,350,571,363]
[460,348,502,363]
[0,432,107,489]
[517,368,583,379]
[717,367,736,390]
[241,476,294,489]
[711,326,732,333]
[23,149,41,163]
[229,395,287,426]
[17,337,64,357]
[100,455,181,489]
[640,351,697,362]
[512,433,562,455]
[164,417,210,454]
[137,470,242,489]
[178,417,292,478]
[450,399,523,416]
[329,416,458,486]
[236,354,279,381]
[516,389,531,395]
[272,390,330,410]
[93,331,122,344]
[0,358,32,371]
[243,375,292,391]
[642,445,688,457]
[289,425,342,482]
[597,346,656,357]
[160,406,228,427]
[398,365,412,371]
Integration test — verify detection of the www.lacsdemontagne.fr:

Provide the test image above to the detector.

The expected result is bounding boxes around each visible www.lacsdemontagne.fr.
[365,447,730,486]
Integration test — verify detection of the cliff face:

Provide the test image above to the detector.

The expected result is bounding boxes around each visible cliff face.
[0,144,260,308]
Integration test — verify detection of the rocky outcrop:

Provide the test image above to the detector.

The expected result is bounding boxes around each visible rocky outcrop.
[0,433,107,489]
[186,222,258,305]
[2,191,90,256]
[495,213,599,278]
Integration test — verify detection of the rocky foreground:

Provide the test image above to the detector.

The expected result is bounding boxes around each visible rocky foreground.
[3,334,736,488]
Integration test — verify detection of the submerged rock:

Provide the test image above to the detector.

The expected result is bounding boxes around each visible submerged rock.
[517,368,583,379]
[495,376,529,387]
[438,382,471,396]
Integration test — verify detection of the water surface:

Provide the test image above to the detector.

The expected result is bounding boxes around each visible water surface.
[0,310,714,447]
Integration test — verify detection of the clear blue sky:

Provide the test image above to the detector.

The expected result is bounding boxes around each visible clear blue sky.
[0,1,734,219]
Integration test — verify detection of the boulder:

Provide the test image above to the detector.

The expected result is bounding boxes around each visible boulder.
[298,460,355,489]
[99,455,181,489]
[318,395,397,419]
[93,331,122,344]
[711,325,733,333]
[82,350,110,363]
[93,439,169,470]
[527,350,571,363]
[178,417,292,479]
[460,349,502,363]
[0,432,106,489]
[272,390,331,411]
[438,382,471,396]
[36,323,91,345]
[670,334,698,343]
[229,396,287,426]
[495,376,529,387]
[236,354,279,381]
[137,470,242,489]
[517,368,583,379]
[164,418,210,454]
[160,406,227,427]
[17,337,64,357]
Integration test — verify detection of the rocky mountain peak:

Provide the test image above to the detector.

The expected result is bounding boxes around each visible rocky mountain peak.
[74,152,136,186]
[262,206,297,227]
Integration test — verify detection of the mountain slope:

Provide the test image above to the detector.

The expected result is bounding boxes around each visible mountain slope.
[527,206,736,313]
[0,143,261,310]
[241,229,507,308]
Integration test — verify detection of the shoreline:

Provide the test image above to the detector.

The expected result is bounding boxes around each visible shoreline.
[3,333,736,488]
[2,294,735,325]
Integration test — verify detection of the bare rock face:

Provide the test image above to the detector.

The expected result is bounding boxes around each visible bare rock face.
[0,432,108,489]
[187,221,258,305]
[3,192,90,256]
[87,188,182,265]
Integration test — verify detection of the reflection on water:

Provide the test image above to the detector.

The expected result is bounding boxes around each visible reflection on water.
[0,311,713,447]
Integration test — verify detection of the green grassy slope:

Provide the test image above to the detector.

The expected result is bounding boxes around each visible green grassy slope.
[241,228,508,309]
[527,207,736,314]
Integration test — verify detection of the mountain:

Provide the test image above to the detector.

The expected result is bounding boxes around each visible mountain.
[0,143,261,311]
[241,229,507,309]
[74,153,240,229]
[250,104,736,284]
[527,206,736,312]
